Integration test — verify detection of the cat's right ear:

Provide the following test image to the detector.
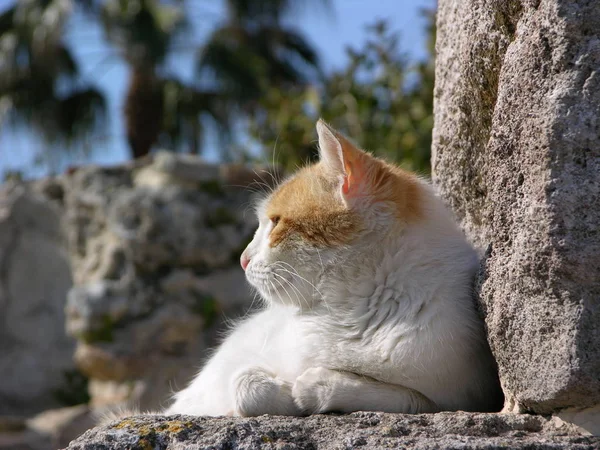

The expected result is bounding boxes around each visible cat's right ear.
[316,119,369,201]
[316,119,346,176]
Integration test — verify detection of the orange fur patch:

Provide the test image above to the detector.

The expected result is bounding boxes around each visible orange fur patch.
[367,158,423,222]
[333,129,423,222]
[266,142,423,248]
[267,166,361,247]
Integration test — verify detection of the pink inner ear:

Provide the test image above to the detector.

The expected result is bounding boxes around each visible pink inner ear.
[341,158,367,198]
[342,176,350,195]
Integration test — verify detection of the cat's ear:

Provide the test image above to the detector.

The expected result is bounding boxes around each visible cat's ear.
[316,119,346,175]
[316,119,370,199]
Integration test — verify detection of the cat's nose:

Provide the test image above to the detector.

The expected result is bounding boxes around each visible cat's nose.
[240,252,250,271]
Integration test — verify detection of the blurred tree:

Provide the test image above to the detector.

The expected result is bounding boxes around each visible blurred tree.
[248,12,436,174]
[198,0,325,112]
[0,0,106,165]
[1,0,434,170]
[84,0,229,158]
[81,0,325,159]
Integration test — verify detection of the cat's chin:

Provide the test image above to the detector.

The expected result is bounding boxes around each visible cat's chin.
[245,268,311,309]
[252,282,312,310]
[260,288,304,309]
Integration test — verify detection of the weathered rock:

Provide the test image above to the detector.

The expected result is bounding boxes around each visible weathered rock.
[66,412,599,450]
[27,405,96,450]
[63,154,271,410]
[0,152,275,424]
[433,0,600,417]
[0,428,48,450]
[0,405,96,450]
[0,181,76,416]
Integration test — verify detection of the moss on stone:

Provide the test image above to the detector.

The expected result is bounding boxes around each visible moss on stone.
[205,207,236,228]
[53,369,90,406]
[198,180,224,196]
[113,418,195,446]
[191,293,220,328]
[136,437,154,450]
[80,314,115,344]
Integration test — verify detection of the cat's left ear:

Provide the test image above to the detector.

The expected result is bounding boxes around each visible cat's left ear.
[316,119,371,201]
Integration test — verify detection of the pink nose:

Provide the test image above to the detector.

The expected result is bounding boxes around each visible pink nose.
[240,253,250,271]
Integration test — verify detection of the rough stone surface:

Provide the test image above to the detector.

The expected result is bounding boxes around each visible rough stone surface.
[0,405,96,450]
[0,153,280,446]
[433,0,600,415]
[0,181,76,416]
[558,405,600,436]
[66,412,599,450]
[28,405,96,450]
[62,153,272,410]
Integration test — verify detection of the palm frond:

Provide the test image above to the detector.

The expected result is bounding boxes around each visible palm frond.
[159,76,232,154]
[57,87,107,143]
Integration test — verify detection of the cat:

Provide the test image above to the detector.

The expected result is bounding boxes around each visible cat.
[165,119,503,417]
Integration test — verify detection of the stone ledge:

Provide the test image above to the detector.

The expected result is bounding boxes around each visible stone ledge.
[66,412,599,450]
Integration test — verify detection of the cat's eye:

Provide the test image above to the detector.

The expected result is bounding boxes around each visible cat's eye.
[270,216,281,226]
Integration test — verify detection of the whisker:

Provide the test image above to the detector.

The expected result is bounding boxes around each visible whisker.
[272,262,323,296]
[272,271,312,311]
[252,169,275,194]
[269,135,281,187]
[271,274,301,308]
[272,262,333,315]
[315,248,326,274]
[271,271,309,310]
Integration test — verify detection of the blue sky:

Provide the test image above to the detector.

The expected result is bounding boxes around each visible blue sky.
[0,0,435,178]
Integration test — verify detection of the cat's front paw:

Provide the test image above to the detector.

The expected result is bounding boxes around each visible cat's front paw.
[232,367,299,417]
[292,367,338,414]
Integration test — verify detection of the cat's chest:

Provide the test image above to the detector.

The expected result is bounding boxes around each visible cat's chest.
[298,316,401,373]
[296,292,424,380]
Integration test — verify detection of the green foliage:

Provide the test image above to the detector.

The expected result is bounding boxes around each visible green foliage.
[198,19,320,104]
[53,369,91,406]
[195,0,327,159]
[158,77,231,156]
[99,0,187,67]
[0,1,434,172]
[191,293,220,328]
[0,0,106,158]
[248,15,436,174]
[79,314,115,344]
[2,169,24,182]
[198,179,225,196]
[205,206,236,227]
[85,0,326,159]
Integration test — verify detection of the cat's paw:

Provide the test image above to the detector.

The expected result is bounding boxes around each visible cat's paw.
[232,367,299,416]
[292,367,339,414]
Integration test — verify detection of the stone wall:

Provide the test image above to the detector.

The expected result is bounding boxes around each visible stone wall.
[63,153,263,411]
[0,180,75,417]
[67,412,599,450]
[433,0,599,428]
[0,153,275,449]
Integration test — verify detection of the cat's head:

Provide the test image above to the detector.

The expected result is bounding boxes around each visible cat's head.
[241,119,423,308]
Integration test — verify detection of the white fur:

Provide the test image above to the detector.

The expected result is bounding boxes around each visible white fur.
[166,126,501,417]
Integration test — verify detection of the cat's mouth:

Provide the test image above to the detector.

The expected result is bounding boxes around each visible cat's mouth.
[246,263,310,308]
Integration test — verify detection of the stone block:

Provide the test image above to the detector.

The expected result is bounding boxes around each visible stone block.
[0,183,75,416]
[433,0,600,414]
[65,412,599,449]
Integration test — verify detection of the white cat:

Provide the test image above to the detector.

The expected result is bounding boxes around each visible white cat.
[165,120,502,416]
